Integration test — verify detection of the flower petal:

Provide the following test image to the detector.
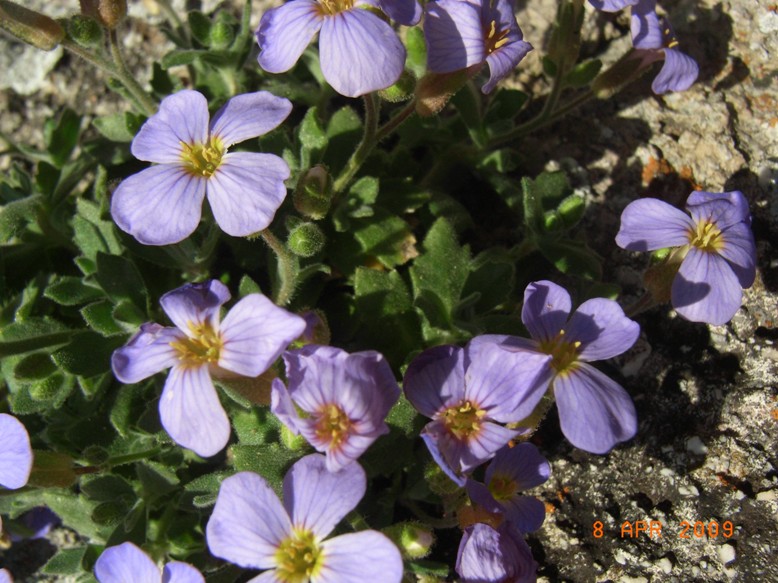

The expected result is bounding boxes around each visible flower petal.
[462,421,518,473]
[0,414,32,490]
[615,198,695,251]
[403,345,466,418]
[456,523,537,583]
[159,365,230,457]
[256,0,322,74]
[111,323,180,384]
[565,298,640,362]
[206,152,290,238]
[521,280,572,342]
[589,0,639,11]
[629,0,662,50]
[501,496,546,534]
[94,542,160,583]
[218,293,305,377]
[270,378,302,434]
[672,248,742,325]
[482,38,532,93]
[652,47,698,94]
[377,0,421,26]
[207,472,292,570]
[111,165,206,246]
[247,573,285,583]
[485,442,550,492]
[719,222,756,289]
[315,531,403,583]
[424,0,485,73]
[686,190,751,230]
[131,90,209,164]
[284,454,366,537]
[210,92,293,148]
[0,569,11,583]
[160,280,231,336]
[554,363,637,454]
[420,421,468,486]
[162,562,204,583]
[319,9,405,97]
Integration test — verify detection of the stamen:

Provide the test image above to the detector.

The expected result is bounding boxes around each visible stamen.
[485,19,510,54]
[169,322,223,368]
[489,474,520,501]
[441,400,487,440]
[275,529,323,583]
[180,137,224,178]
[316,0,355,15]
[314,404,351,448]
[688,220,724,253]
[539,330,580,374]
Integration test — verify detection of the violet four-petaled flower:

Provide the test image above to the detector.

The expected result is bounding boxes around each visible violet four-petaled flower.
[616,190,756,325]
[404,341,551,485]
[473,280,640,454]
[465,443,550,533]
[206,454,403,583]
[94,541,203,583]
[256,0,420,97]
[424,0,532,93]
[589,0,698,93]
[272,345,400,471]
[456,522,538,583]
[111,90,293,245]
[0,413,33,490]
[111,280,306,457]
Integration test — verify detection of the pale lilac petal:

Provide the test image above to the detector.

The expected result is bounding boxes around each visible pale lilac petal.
[403,345,466,418]
[719,222,756,289]
[210,92,293,148]
[420,421,468,486]
[159,365,230,457]
[464,342,552,422]
[319,9,405,97]
[461,421,518,473]
[467,334,540,361]
[424,0,485,73]
[270,378,302,434]
[94,542,160,583]
[456,523,537,583]
[502,496,546,534]
[160,280,231,335]
[131,90,209,164]
[218,294,305,376]
[554,364,637,454]
[589,0,639,11]
[615,198,695,251]
[377,0,421,26]
[0,414,33,490]
[162,562,204,583]
[111,323,180,384]
[111,164,207,246]
[315,532,403,583]
[672,248,742,325]
[629,0,661,50]
[652,48,698,94]
[207,472,292,570]
[485,443,550,492]
[521,280,572,342]
[465,479,503,514]
[323,432,384,472]
[565,298,640,361]
[247,573,285,583]
[206,152,290,238]
[0,569,11,583]
[284,454,366,537]
[483,39,532,93]
[256,0,322,74]
[686,190,751,230]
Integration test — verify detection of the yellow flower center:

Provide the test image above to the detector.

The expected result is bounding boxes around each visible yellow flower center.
[539,330,581,375]
[180,138,225,178]
[317,0,355,16]
[488,474,519,501]
[314,403,352,448]
[441,400,487,440]
[688,220,724,253]
[169,321,223,368]
[275,529,324,583]
[485,20,510,54]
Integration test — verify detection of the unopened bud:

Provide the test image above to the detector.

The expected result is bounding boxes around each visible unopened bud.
[294,165,332,220]
[0,0,64,51]
[379,70,416,102]
[28,450,76,488]
[643,247,687,304]
[287,222,325,257]
[384,522,435,559]
[209,13,235,49]
[67,15,103,48]
[80,0,126,29]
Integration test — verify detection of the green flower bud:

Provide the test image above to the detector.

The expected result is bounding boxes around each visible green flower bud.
[294,165,332,220]
[384,522,435,560]
[209,18,235,50]
[0,0,64,51]
[287,222,326,257]
[67,14,103,48]
[279,425,308,451]
[379,70,416,102]
[643,246,687,304]
[82,445,110,465]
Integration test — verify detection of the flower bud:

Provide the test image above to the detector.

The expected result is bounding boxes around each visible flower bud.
[379,70,416,103]
[0,0,64,51]
[643,247,687,304]
[209,13,235,49]
[294,165,332,220]
[279,425,308,451]
[80,0,126,29]
[28,450,77,488]
[287,222,325,257]
[384,522,435,560]
[67,14,103,48]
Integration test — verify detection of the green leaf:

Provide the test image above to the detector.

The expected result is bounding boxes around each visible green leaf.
[230,444,299,494]
[354,268,412,316]
[45,109,81,168]
[564,58,602,87]
[45,276,103,306]
[13,352,57,380]
[41,490,112,542]
[298,107,327,158]
[94,252,147,311]
[405,25,427,78]
[534,170,571,208]
[184,471,233,509]
[42,547,88,575]
[73,199,123,259]
[188,10,212,45]
[81,300,126,336]
[80,474,135,503]
[462,251,515,314]
[136,461,179,502]
[92,112,143,143]
[353,210,414,268]
[51,331,123,377]
[0,194,43,242]
[521,176,545,235]
[0,318,72,358]
[537,237,603,280]
[161,49,208,68]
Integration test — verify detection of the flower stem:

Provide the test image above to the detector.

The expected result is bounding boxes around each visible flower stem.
[332,93,380,195]
[107,28,158,116]
[105,447,163,468]
[260,229,298,306]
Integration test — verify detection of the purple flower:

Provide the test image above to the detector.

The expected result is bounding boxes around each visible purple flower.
[111,280,306,457]
[0,569,11,583]
[111,90,292,245]
[256,0,420,97]
[465,443,549,533]
[473,280,640,454]
[94,542,203,583]
[403,341,552,485]
[589,0,697,93]
[456,522,537,583]
[8,507,59,542]
[616,190,756,325]
[0,413,33,490]
[206,454,403,583]
[424,0,532,93]
[271,345,400,471]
